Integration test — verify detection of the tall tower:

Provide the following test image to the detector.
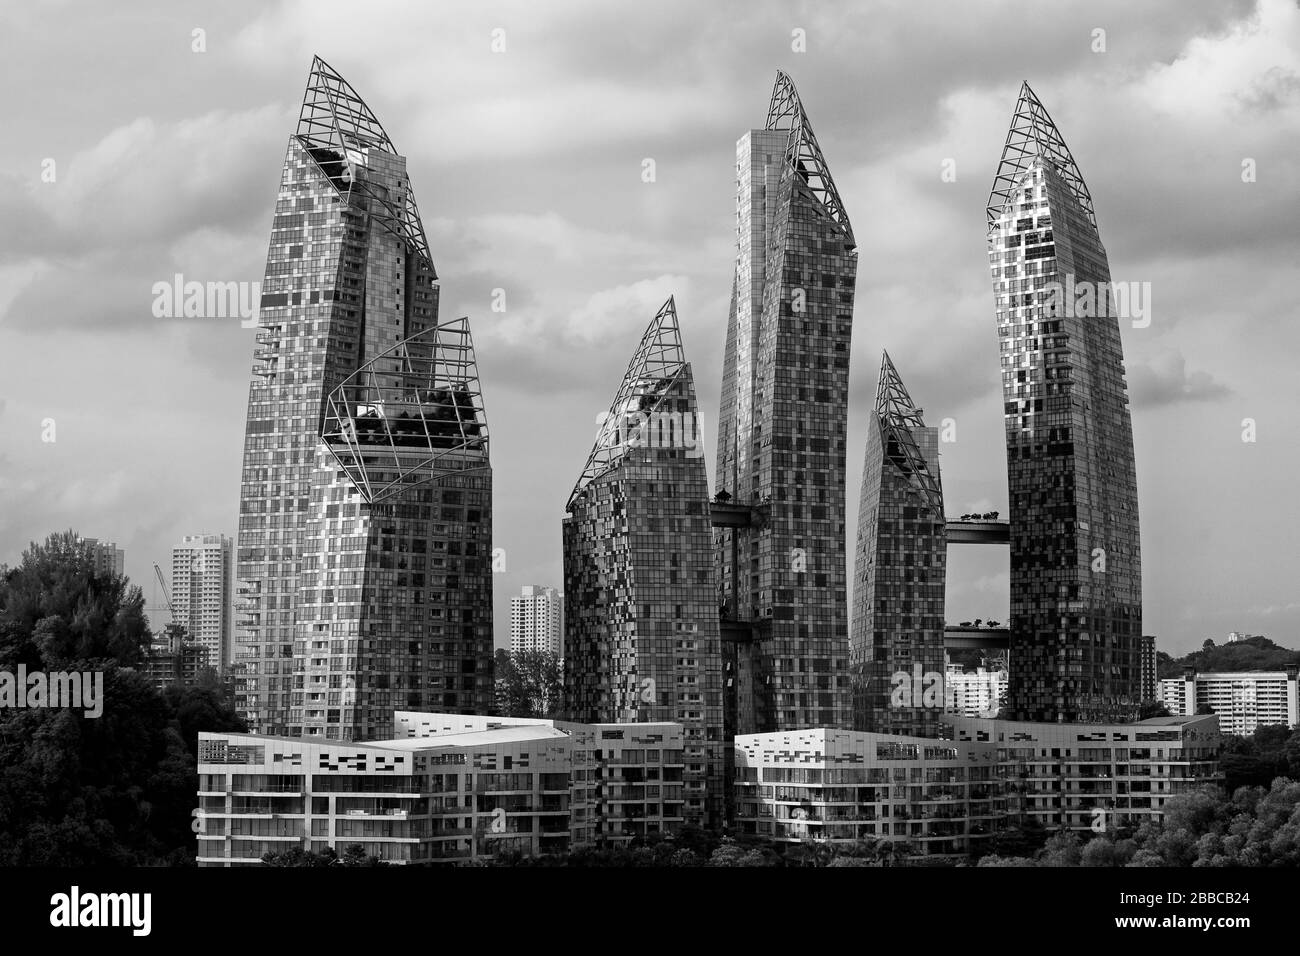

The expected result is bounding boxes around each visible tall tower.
[510,585,564,656]
[986,83,1141,722]
[171,533,233,669]
[563,297,725,828]
[851,353,947,737]
[714,72,858,735]
[234,58,493,739]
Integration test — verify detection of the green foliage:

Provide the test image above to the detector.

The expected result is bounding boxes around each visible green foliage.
[1220,724,1300,793]
[0,531,245,865]
[493,648,563,718]
[977,777,1300,867]
[260,843,387,867]
[1138,700,1171,719]
[1157,634,1299,680]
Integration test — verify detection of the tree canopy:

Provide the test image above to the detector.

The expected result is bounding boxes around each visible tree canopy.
[0,531,244,865]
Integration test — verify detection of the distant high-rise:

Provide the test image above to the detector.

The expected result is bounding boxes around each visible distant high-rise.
[850,353,947,737]
[1160,667,1300,736]
[171,534,233,669]
[80,537,125,578]
[986,82,1141,722]
[510,585,563,656]
[714,72,858,735]
[1139,634,1158,703]
[234,57,493,739]
[563,297,725,828]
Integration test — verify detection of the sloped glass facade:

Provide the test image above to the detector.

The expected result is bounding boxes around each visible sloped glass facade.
[986,84,1141,722]
[563,298,725,828]
[235,57,492,740]
[851,353,947,737]
[715,73,858,736]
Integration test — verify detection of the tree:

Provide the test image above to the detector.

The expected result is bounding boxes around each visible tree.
[1036,829,1082,867]
[493,648,563,718]
[0,531,244,865]
[1138,700,1171,719]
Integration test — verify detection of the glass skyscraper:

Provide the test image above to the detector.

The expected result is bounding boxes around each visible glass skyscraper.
[714,72,858,735]
[986,82,1141,722]
[234,57,493,740]
[851,352,947,737]
[563,297,725,828]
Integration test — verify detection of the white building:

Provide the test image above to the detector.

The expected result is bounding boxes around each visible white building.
[1159,668,1300,736]
[945,664,1007,717]
[172,534,233,669]
[196,713,685,866]
[510,585,563,656]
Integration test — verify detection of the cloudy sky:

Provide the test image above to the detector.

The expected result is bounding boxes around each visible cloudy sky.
[0,0,1296,658]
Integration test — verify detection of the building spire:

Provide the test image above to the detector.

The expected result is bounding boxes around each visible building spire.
[875,351,943,514]
[568,297,690,509]
[986,81,1096,229]
[294,55,434,271]
[766,71,855,247]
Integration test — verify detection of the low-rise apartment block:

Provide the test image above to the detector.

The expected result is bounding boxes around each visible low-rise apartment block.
[196,713,684,866]
[733,715,1222,860]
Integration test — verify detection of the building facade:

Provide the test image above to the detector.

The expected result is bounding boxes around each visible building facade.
[562,297,724,829]
[945,664,1007,718]
[171,533,233,669]
[80,537,125,578]
[234,57,492,740]
[733,715,1221,858]
[734,727,1001,858]
[851,352,947,737]
[947,714,1222,833]
[986,82,1142,722]
[1139,634,1158,703]
[144,623,213,690]
[714,71,858,737]
[1159,668,1300,736]
[196,714,685,866]
[510,585,563,656]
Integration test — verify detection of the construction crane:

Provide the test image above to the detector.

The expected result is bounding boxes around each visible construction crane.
[153,563,175,618]
[148,563,186,642]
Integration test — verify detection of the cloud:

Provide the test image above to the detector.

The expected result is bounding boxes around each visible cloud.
[1129,351,1232,409]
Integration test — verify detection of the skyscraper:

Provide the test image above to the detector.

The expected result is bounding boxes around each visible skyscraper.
[510,585,563,656]
[171,533,233,669]
[851,353,947,737]
[714,72,858,735]
[563,297,725,828]
[234,57,493,740]
[986,82,1141,722]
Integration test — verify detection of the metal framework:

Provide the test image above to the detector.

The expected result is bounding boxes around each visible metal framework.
[321,315,489,503]
[986,81,1096,229]
[766,71,855,247]
[295,55,435,272]
[875,350,943,515]
[567,296,688,510]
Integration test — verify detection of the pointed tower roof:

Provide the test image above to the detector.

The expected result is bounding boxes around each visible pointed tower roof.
[986,81,1096,230]
[294,56,434,272]
[766,71,855,247]
[568,297,692,510]
[320,314,489,503]
[875,351,943,514]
